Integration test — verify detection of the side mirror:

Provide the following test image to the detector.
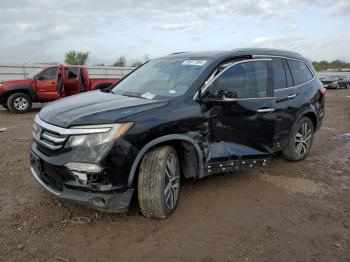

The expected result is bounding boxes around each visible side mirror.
[201,89,238,104]
[217,89,237,100]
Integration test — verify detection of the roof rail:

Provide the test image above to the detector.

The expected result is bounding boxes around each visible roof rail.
[169,52,188,55]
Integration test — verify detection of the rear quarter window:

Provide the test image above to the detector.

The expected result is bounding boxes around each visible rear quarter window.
[287,59,314,86]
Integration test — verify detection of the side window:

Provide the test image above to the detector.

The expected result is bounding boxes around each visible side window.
[287,59,313,86]
[68,67,79,79]
[272,58,287,90]
[209,60,269,98]
[41,67,58,80]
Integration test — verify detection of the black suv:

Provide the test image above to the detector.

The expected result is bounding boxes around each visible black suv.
[30,48,326,219]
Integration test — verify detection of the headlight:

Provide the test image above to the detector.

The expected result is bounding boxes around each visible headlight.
[65,122,133,148]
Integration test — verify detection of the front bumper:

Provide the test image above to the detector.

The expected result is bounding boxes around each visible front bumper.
[323,83,338,89]
[30,165,134,212]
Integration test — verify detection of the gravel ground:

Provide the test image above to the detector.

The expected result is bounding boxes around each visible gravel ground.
[0,89,349,262]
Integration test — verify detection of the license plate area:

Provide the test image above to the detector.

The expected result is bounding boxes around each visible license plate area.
[30,152,42,173]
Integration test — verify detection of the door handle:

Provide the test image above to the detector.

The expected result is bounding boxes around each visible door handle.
[288,94,296,99]
[257,108,274,113]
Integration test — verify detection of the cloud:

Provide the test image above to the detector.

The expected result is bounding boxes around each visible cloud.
[291,0,350,15]
[0,0,349,63]
[153,21,205,32]
[252,36,302,46]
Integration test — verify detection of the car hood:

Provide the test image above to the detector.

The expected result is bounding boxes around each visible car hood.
[39,91,168,128]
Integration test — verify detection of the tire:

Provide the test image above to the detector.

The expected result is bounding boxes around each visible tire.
[346,83,349,89]
[7,93,32,113]
[138,145,180,219]
[0,101,8,110]
[282,117,314,162]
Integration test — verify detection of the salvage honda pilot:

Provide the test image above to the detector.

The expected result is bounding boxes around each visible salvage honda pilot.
[30,48,326,219]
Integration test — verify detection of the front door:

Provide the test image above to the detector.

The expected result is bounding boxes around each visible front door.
[36,66,59,100]
[202,59,276,170]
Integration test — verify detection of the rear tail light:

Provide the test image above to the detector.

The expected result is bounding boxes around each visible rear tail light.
[320,87,327,96]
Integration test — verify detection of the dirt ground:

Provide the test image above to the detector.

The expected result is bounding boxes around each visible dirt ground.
[0,89,349,262]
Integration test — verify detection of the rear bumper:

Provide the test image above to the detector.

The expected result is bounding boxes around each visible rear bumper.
[30,166,134,212]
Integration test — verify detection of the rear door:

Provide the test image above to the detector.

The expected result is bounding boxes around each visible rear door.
[63,67,80,96]
[35,66,59,100]
[271,57,295,150]
[203,59,277,169]
[273,58,316,149]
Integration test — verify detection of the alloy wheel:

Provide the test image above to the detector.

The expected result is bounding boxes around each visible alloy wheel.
[294,122,312,156]
[164,153,180,210]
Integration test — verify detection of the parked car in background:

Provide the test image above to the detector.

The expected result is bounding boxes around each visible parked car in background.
[320,75,350,89]
[0,65,120,113]
[29,48,326,219]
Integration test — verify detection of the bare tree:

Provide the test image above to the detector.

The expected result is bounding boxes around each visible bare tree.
[113,56,127,67]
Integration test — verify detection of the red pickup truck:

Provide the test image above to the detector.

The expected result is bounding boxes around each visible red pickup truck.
[0,65,120,113]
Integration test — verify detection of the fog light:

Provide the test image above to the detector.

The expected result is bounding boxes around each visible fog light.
[65,162,102,173]
[71,171,88,184]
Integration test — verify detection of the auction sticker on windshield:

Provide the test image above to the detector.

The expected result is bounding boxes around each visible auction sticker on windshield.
[141,92,156,99]
[182,60,207,66]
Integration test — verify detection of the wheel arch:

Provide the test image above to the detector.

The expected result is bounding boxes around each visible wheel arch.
[295,106,318,132]
[4,85,37,101]
[127,134,204,187]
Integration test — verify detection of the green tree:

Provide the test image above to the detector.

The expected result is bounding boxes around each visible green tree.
[113,56,127,67]
[312,62,320,72]
[65,50,89,65]
[312,59,350,71]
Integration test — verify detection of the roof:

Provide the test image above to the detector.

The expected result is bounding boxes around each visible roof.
[167,48,304,60]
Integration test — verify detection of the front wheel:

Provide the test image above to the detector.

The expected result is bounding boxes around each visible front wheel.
[282,117,314,161]
[7,93,32,113]
[138,145,180,219]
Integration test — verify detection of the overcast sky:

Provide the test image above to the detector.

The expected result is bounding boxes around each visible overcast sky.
[0,0,349,65]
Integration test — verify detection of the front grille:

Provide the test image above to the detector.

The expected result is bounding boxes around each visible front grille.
[32,115,114,151]
[33,122,68,150]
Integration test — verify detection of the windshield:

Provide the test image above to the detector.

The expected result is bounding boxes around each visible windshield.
[26,68,42,79]
[112,58,210,99]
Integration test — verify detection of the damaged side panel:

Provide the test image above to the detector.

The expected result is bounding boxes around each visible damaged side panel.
[200,98,276,176]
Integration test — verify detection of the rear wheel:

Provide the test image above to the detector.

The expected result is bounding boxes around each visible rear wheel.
[346,83,349,89]
[282,117,314,161]
[138,145,180,219]
[7,93,32,113]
